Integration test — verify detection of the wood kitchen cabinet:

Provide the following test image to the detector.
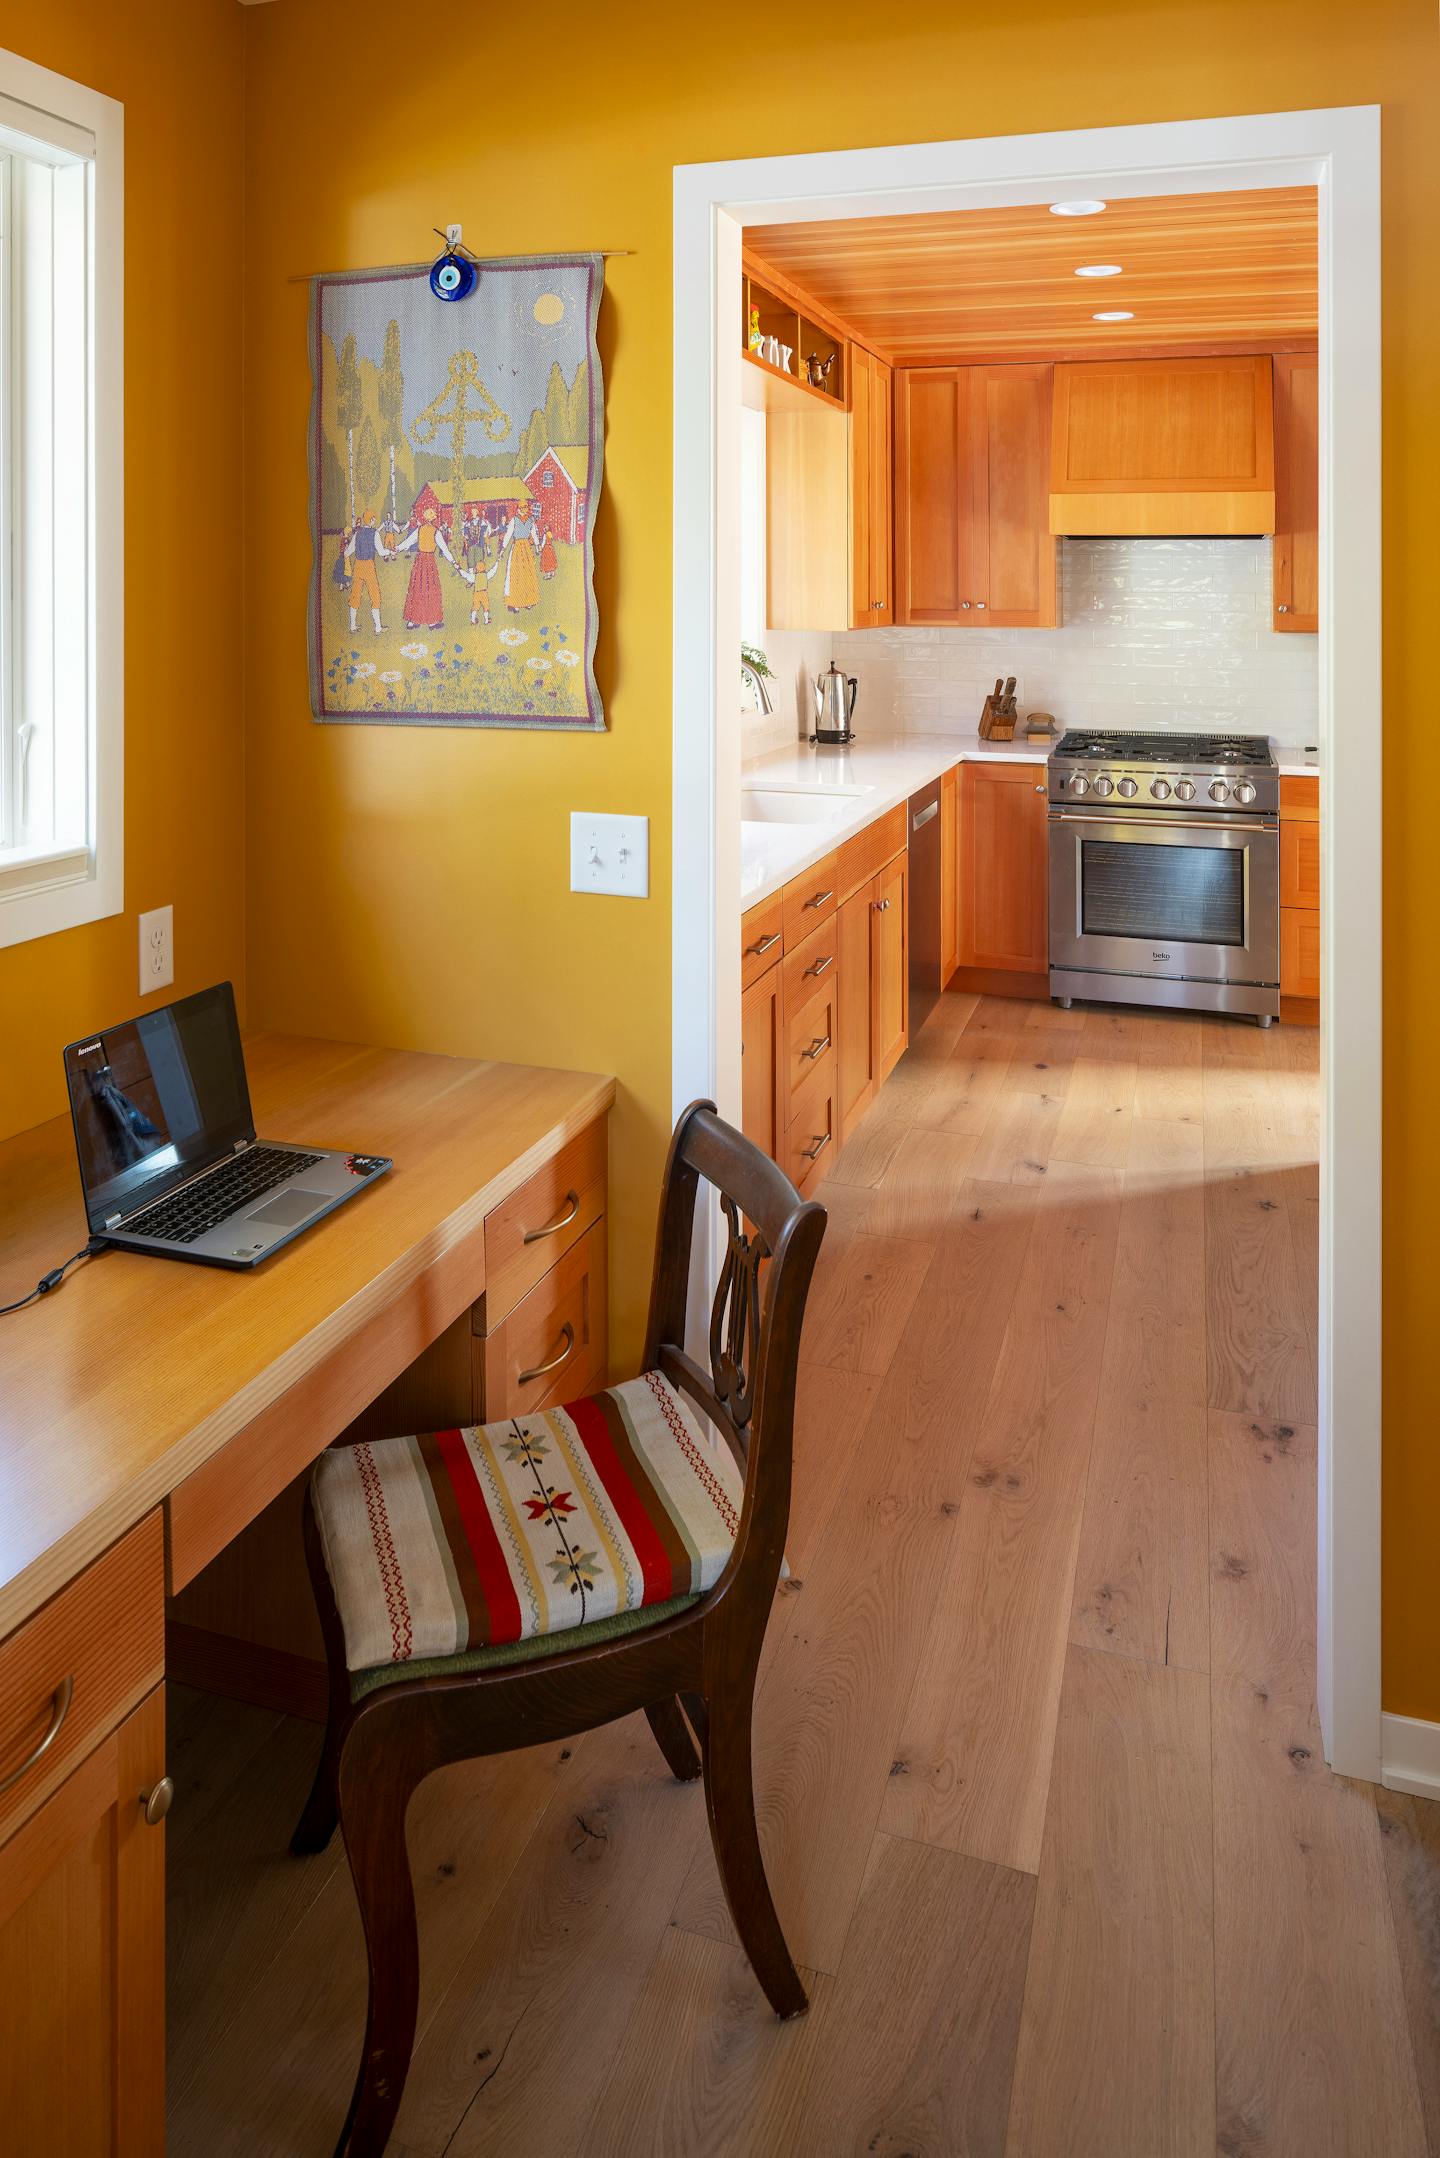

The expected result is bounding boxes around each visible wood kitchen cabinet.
[873,851,910,1077]
[836,886,878,1139]
[1273,352,1318,633]
[1279,773,1320,1015]
[849,342,893,627]
[741,957,784,1164]
[957,761,1049,977]
[1050,354,1275,536]
[895,363,1057,628]
[941,762,960,987]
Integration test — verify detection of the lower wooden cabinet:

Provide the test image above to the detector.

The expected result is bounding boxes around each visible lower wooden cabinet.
[958,760,1049,976]
[786,1057,838,1195]
[941,763,960,987]
[873,851,910,1078]
[837,886,878,1139]
[741,961,785,1162]
[1280,774,1321,1010]
[1281,907,1320,1001]
[0,1684,167,2156]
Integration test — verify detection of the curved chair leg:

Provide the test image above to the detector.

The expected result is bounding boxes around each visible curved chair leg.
[291,1715,344,1856]
[701,1685,808,2019]
[292,1481,350,1857]
[331,1725,425,2158]
[645,1697,702,1782]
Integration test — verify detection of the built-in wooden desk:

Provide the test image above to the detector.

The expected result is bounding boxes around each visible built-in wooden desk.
[0,1034,614,2156]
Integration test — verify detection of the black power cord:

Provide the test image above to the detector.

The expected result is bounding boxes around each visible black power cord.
[0,1237,107,1316]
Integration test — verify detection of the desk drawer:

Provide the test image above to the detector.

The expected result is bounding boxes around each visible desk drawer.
[782,914,840,1014]
[483,1116,607,1330]
[741,892,784,990]
[782,852,840,951]
[484,1216,608,1418]
[0,1511,164,1846]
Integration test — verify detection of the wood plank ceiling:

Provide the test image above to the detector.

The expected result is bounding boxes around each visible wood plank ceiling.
[746,188,1317,366]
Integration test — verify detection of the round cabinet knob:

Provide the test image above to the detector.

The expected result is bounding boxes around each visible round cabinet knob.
[1070,773,1090,796]
[960,600,973,611]
[1209,779,1230,802]
[141,1776,175,1828]
[1093,775,1114,797]
[1278,603,1291,614]
[1233,779,1257,805]
[1117,776,1138,798]
[1174,779,1196,802]
[975,601,987,610]
[1151,778,1172,800]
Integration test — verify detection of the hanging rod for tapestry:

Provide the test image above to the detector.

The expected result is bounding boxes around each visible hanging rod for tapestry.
[285,249,634,286]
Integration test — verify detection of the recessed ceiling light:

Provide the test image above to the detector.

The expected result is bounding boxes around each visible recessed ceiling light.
[1092,310,1135,322]
[1049,199,1107,217]
[1075,264,1123,278]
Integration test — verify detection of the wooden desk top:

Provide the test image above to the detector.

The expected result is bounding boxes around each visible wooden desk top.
[0,1035,615,1640]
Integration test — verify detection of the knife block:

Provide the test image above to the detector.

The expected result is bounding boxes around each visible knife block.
[979,694,1016,741]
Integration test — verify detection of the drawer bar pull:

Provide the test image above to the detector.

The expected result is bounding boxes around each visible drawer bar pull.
[802,1132,832,1164]
[801,1034,832,1062]
[0,1675,73,1796]
[745,931,781,957]
[519,1323,575,1386]
[523,1191,580,1245]
[803,888,835,910]
[803,953,834,978]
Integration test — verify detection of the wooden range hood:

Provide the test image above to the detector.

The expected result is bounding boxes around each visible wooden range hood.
[1048,354,1276,537]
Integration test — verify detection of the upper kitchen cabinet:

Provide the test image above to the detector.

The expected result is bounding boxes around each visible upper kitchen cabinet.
[1049,354,1275,536]
[895,364,1057,629]
[849,343,894,626]
[1273,352,1318,633]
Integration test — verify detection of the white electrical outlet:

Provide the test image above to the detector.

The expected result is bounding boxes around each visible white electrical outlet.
[138,905,174,994]
[569,812,649,897]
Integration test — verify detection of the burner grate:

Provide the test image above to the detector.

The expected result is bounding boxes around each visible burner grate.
[1054,729,1274,767]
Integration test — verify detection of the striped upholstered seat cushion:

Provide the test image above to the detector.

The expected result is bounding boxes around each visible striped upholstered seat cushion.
[311,1372,744,1674]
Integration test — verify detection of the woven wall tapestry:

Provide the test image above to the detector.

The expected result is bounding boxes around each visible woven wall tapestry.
[309,254,604,730]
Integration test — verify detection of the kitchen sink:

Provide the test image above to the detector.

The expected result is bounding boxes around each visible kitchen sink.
[741,784,871,825]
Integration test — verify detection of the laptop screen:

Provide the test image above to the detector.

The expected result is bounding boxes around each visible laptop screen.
[63,982,255,1228]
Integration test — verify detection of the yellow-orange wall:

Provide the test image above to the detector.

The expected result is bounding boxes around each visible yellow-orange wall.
[0,0,246,1140]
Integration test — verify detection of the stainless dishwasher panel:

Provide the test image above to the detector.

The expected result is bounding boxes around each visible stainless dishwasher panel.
[908,781,942,1038]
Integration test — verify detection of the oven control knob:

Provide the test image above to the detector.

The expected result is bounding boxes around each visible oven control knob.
[1151,778,1172,800]
[1174,779,1196,802]
[1070,773,1090,795]
[1093,774,1114,797]
[1209,779,1230,802]
[1233,779,1257,805]
[1117,776,1139,798]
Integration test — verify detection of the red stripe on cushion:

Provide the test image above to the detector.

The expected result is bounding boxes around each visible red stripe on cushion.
[436,1427,524,1647]
[568,1393,675,1605]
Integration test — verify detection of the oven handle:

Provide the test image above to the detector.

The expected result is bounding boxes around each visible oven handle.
[1051,811,1278,835]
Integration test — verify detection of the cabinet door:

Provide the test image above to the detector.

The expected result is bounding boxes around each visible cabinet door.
[1273,353,1318,633]
[969,364,1057,629]
[867,352,893,626]
[958,762,1049,974]
[1281,909,1321,1000]
[1281,818,1320,909]
[0,1686,166,2157]
[837,882,878,1139]
[895,368,972,625]
[741,964,785,1164]
[872,852,910,1079]
[940,764,960,987]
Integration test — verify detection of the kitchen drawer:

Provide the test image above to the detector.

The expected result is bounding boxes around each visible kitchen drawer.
[837,804,906,903]
[741,892,784,991]
[1281,819,1320,910]
[786,1059,837,1196]
[483,1215,607,1419]
[782,913,840,1014]
[782,852,840,951]
[1281,908,1321,1000]
[0,1511,164,1847]
[785,977,838,1108]
[1279,774,1319,821]
[483,1115,607,1331]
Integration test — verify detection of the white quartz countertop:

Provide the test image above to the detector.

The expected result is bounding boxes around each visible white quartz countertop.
[740,730,1320,909]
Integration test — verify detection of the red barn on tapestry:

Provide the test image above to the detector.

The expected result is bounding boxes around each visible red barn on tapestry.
[522,447,589,546]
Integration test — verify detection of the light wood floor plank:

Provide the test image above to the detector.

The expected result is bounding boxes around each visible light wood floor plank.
[1204,1166,1317,1421]
[1051,1056,1137,1170]
[1375,1785,1440,2158]
[1099,1115,1206,1405]
[1209,1409,1426,2158]
[863,1123,981,1241]
[1004,1644,1214,2158]
[800,1227,935,1374]
[1069,1390,1209,1672]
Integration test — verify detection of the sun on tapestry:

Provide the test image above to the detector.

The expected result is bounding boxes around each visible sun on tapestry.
[308,254,604,730]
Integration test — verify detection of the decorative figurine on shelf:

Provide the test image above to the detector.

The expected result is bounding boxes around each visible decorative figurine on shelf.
[805,352,836,391]
[748,304,764,354]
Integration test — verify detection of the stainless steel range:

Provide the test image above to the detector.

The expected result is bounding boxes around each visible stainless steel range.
[1047,729,1280,1025]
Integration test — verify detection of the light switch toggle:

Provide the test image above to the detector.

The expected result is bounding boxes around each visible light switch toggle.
[570,813,649,897]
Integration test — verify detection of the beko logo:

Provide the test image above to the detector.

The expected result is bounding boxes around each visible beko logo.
[1152,951,1171,961]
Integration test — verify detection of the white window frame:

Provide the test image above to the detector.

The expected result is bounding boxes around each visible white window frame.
[0,46,122,948]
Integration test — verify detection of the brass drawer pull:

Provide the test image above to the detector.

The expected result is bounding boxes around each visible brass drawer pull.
[0,1675,73,1796]
[803,953,834,978]
[519,1323,575,1386]
[745,931,781,957]
[802,888,834,910]
[523,1191,580,1245]
[801,1034,831,1062]
[801,1132,832,1163]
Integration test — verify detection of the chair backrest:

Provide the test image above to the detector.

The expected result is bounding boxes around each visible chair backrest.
[641,1102,827,1617]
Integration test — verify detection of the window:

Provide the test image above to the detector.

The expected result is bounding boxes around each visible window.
[0,49,122,948]
[540,466,555,488]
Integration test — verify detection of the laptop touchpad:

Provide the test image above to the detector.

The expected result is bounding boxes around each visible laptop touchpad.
[247,1189,329,1228]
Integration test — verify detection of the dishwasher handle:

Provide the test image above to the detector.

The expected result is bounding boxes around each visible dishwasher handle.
[911,800,938,832]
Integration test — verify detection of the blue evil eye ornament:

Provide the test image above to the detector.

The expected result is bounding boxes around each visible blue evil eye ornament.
[430,248,477,303]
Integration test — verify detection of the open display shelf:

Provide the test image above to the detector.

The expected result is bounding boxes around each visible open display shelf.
[742,266,847,410]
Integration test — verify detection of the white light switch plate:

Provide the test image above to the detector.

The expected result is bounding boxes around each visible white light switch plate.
[570,812,649,897]
[138,905,173,995]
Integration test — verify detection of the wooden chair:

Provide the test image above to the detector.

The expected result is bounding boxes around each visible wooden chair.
[291,1100,827,2158]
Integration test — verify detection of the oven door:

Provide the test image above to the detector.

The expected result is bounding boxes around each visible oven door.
[1048,809,1280,985]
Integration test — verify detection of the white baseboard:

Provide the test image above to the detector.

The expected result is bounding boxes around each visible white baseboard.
[1381,1713,1440,1800]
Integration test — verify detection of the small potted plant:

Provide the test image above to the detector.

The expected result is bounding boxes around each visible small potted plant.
[741,642,774,715]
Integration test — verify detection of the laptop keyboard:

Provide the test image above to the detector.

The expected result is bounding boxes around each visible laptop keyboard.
[124,1147,323,1245]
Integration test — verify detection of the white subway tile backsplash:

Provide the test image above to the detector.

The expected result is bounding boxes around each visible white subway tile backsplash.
[833,538,1318,742]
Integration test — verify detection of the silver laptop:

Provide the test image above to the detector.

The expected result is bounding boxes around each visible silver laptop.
[63,982,391,1270]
